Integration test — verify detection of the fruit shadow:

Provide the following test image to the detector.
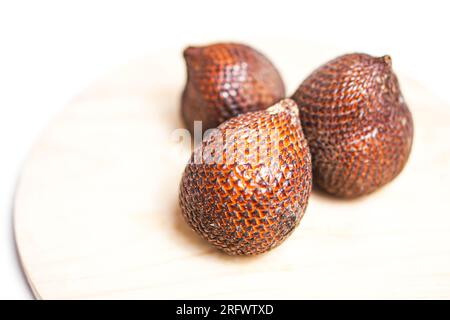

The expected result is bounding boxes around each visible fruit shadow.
[172,202,264,263]
[310,184,375,203]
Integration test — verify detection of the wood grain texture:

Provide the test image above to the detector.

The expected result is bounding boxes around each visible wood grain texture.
[14,41,450,299]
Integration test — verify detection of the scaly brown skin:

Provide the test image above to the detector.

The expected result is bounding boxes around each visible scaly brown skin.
[292,53,414,198]
[181,43,285,134]
[179,99,312,255]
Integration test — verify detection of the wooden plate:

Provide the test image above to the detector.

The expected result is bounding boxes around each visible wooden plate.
[14,41,450,299]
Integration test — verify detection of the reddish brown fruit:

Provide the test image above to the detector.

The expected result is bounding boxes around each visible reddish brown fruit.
[291,53,414,197]
[179,99,312,255]
[181,43,285,133]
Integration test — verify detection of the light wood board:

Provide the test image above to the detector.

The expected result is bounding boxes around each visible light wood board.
[14,41,450,299]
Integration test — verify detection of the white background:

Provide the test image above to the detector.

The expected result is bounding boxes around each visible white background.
[0,0,449,299]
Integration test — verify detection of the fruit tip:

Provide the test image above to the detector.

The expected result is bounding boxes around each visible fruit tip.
[183,46,200,60]
[267,99,299,117]
[381,55,392,67]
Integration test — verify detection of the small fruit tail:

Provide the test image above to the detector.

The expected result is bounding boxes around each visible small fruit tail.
[381,55,392,67]
[183,46,201,60]
[267,98,299,117]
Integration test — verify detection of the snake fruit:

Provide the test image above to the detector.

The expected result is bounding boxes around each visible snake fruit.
[181,42,285,133]
[292,53,413,197]
[179,99,312,255]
